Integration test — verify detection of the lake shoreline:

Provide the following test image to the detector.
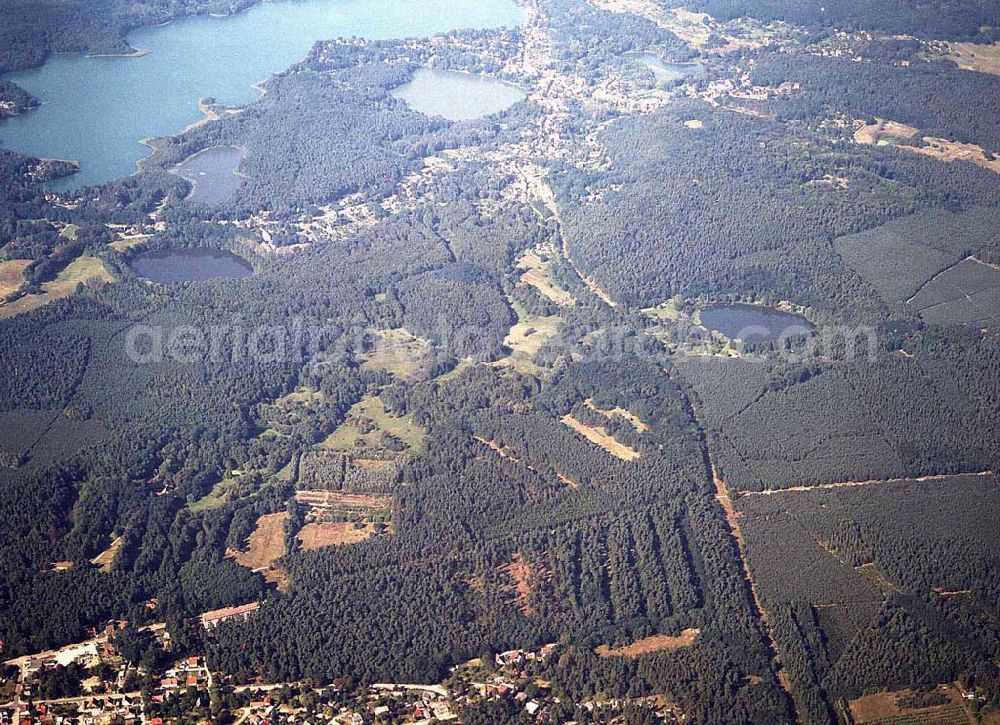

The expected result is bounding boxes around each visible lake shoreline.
[2,0,525,190]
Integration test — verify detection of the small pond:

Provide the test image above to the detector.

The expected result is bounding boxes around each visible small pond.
[628,53,703,83]
[700,304,813,343]
[172,145,245,206]
[391,68,526,121]
[130,248,253,283]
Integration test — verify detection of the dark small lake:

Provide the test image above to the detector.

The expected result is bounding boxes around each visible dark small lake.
[391,68,526,121]
[700,304,813,342]
[173,145,245,206]
[130,248,253,283]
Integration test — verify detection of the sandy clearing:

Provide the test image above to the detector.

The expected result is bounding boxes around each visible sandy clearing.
[853,119,919,146]
[562,414,641,461]
[595,628,700,657]
[294,490,392,511]
[585,398,650,432]
[297,521,375,550]
[91,536,124,572]
[229,512,288,571]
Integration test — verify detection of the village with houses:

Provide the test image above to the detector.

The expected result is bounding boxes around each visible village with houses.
[0,611,684,725]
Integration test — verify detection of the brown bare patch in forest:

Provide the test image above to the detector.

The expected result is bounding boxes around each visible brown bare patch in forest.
[595,629,700,658]
[262,568,289,592]
[516,244,577,307]
[500,553,550,616]
[228,512,288,571]
[473,436,522,462]
[855,563,901,594]
[849,684,974,724]
[353,458,391,470]
[742,470,994,497]
[561,414,640,461]
[359,328,436,382]
[297,521,375,550]
[555,471,580,489]
[854,119,1000,175]
[475,437,579,490]
[585,398,650,432]
[48,561,74,572]
[91,536,124,572]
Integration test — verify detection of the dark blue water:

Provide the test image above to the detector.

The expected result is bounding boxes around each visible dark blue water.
[130,248,253,283]
[700,304,813,342]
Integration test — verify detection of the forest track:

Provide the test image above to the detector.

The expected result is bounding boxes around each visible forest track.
[740,470,994,497]
[904,254,970,305]
[666,368,798,721]
[527,169,618,308]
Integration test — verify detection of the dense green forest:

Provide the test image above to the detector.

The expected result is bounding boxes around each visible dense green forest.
[1,0,999,722]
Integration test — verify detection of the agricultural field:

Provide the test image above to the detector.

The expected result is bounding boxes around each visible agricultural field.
[515,244,577,307]
[914,136,1000,174]
[849,685,974,724]
[296,449,399,492]
[497,309,562,376]
[293,490,393,550]
[0,410,60,464]
[939,41,1000,76]
[297,521,379,550]
[0,410,109,468]
[293,490,393,516]
[853,119,919,147]
[0,259,30,299]
[29,415,110,466]
[0,256,114,319]
[701,369,904,491]
[907,257,1000,326]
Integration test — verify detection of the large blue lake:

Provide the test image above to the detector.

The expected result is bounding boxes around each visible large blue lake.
[0,0,525,191]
